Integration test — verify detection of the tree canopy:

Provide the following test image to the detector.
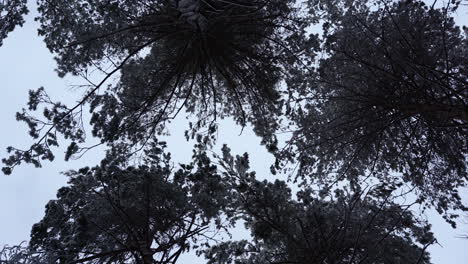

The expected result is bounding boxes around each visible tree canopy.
[1,145,437,263]
[0,0,467,263]
[26,141,235,264]
[279,0,468,223]
[205,147,435,264]
[0,0,28,47]
[2,0,317,174]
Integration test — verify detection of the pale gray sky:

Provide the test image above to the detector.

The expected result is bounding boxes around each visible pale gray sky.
[0,2,467,264]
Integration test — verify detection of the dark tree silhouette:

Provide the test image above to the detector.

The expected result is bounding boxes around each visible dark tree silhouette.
[27,141,235,264]
[0,1,466,262]
[0,242,49,264]
[1,144,437,264]
[0,0,28,46]
[205,146,436,264]
[281,0,468,223]
[3,0,316,173]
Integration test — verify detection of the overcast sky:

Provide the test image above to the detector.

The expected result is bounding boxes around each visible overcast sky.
[1,2,468,264]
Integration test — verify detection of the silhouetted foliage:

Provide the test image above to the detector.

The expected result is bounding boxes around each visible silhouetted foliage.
[0,242,49,264]
[0,0,28,46]
[3,0,316,173]
[3,144,437,263]
[281,0,468,224]
[0,1,467,262]
[206,146,435,264]
[27,141,235,264]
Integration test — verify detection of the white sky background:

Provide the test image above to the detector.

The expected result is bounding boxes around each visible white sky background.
[0,1,468,264]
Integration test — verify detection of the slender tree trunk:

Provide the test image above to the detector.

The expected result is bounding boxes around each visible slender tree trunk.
[139,243,154,264]
[142,253,154,264]
[141,249,154,264]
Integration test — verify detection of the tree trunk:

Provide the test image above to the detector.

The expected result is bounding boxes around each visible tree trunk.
[141,249,154,264]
